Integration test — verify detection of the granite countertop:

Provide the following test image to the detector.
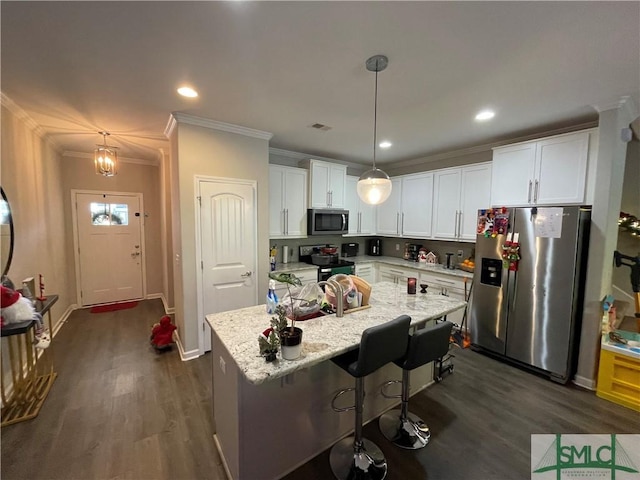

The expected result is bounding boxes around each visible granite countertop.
[206,281,466,385]
[274,256,473,279]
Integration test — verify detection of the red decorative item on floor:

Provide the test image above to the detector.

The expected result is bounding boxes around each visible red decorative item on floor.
[90,301,138,314]
[150,315,177,351]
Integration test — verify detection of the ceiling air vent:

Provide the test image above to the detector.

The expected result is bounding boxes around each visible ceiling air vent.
[309,123,332,132]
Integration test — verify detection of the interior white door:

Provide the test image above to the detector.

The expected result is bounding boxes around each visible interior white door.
[76,192,143,306]
[200,179,257,352]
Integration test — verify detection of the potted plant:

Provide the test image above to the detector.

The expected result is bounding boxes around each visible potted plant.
[258,327,279,362]
[268,272,303,360]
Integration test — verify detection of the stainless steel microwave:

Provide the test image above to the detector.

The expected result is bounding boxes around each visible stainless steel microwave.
[307,208,349,235]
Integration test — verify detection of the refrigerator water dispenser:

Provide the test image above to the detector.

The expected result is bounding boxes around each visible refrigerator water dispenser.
[480,258,503,287]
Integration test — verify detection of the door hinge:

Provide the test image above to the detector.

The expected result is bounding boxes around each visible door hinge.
[201,261,204,270]
[202,321,205,332]
[197,196,201,206]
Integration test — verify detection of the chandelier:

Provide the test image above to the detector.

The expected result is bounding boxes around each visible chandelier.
[94,131,118,177]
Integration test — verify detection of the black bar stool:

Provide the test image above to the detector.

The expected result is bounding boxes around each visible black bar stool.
[379,320,453,449]
[329,314,411,480]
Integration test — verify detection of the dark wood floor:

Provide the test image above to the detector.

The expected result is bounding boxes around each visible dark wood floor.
[2,300,639,480]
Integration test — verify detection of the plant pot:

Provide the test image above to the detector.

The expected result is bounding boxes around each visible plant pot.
[279,327,303,360]
[264,350,277,362]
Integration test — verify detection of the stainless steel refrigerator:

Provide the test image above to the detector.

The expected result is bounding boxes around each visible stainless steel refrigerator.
[469,206,591,383]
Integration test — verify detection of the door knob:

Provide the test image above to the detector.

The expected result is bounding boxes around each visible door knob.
[241,271,252,277]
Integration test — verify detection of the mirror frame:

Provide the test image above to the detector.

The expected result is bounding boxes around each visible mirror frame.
[1,186,14,278]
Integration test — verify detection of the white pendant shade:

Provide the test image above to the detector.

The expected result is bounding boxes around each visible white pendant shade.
[357,168,392,205]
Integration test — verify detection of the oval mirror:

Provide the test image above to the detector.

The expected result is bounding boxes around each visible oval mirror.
[1,187,15,278]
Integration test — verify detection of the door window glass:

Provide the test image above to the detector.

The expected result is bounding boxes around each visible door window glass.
[90,202,129,225]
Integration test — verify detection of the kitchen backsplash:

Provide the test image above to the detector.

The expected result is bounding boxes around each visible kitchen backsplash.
[270,235,474,264]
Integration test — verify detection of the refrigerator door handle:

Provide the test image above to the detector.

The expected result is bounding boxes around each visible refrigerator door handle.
[528,180,533,203]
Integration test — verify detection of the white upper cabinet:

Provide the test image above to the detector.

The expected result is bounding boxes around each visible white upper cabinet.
[308,159,347,208]
[433,163,492,242]
[375,173,433,238]
[401,172,434,238]
[491,131,590,207]
[269,165,307,238]
[376,178,403,235]
[345,176,376,235]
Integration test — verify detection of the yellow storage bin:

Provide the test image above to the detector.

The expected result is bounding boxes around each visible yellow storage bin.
[596,335,640,412]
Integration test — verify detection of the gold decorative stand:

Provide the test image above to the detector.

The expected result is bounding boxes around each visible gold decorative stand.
[1,295,58,426]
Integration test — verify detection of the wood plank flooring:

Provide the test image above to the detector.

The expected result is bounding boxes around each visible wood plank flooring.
[2,300,639,480]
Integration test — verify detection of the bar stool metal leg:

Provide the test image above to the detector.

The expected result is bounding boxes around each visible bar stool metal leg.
[379,369,431,449]
[330,377,388,480]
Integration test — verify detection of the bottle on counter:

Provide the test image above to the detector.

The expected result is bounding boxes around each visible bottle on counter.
[270,245,277,272]
[266,279,279,314]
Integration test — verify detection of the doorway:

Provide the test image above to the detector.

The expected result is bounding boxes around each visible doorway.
[196,177,258,352]
[72,191,145,306]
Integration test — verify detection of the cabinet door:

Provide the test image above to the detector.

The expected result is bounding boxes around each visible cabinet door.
[283,168,308,237]
[328,164,346,208]
[376,178,402,236]
[459,163,492,241]
[269,166,285,237]
[432,169,462,240]
[358,201,376,235]
[345,176,360,234]
[535,132,588,205]
[355,263,375,284]
[491,143,536,206]
[309,161,330,208]
[401,173,433,238]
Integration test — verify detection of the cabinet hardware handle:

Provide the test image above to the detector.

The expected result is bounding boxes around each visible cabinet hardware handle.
[241,271,252,277]
[401,213,405,234]
[534,180,539,203]
[396,212,400,235]
[359,212,362,233]
[457,210,463,239]
[528,180,533,203]
[283,209,286,235]
[285,209,289,235]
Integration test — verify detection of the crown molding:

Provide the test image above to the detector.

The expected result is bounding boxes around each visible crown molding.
[592,94,639,124]
[268,147,365,170]
[63,150,159,167]
[390,120,599,169]
[166,112,273,141]
[1,92,62,153]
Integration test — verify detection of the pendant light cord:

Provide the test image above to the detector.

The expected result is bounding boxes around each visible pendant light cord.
[372,59,379,170]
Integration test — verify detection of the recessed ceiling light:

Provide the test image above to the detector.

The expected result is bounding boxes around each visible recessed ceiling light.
[177,86,198,98]
[475,109,495,121]
[379,141,392,149]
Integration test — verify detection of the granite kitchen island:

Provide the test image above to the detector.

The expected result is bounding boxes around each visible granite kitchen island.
[206,281,466,480]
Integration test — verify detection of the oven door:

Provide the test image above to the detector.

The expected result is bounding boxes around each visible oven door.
[318,267,332,282]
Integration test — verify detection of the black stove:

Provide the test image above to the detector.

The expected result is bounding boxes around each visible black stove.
[299,245,355,281]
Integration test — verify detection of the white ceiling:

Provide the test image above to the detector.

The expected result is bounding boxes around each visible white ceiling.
[2,1,639,166]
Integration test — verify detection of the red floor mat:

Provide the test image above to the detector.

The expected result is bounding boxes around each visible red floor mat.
[90,301,138,313]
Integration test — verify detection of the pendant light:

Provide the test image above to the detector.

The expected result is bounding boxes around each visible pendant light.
[94,131,118,177]
[357,55,392,205]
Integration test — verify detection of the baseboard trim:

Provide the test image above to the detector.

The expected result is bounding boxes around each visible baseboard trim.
[145,293,174,315]
[174,330,200,361]
[573,374,596,390]
[52,304,77,337]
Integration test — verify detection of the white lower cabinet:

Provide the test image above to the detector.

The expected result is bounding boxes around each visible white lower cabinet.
[377,264,415,284]
[273,268,318,299]
[355,263,376,284]
[419,272,469,327]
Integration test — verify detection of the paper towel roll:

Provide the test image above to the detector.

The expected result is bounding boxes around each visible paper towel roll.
[282,245,290,264]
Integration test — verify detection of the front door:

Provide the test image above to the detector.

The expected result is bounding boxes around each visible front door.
[199,178,257,352]
[74,191,144,306]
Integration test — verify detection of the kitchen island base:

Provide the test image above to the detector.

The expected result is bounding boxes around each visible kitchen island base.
[212,330,434,480]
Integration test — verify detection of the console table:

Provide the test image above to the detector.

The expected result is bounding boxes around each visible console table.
[1,294,58,426]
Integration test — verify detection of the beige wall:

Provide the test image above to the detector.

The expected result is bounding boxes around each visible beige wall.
[1,104,72,329]
[172,120,270,354]
[61,157,163,299]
